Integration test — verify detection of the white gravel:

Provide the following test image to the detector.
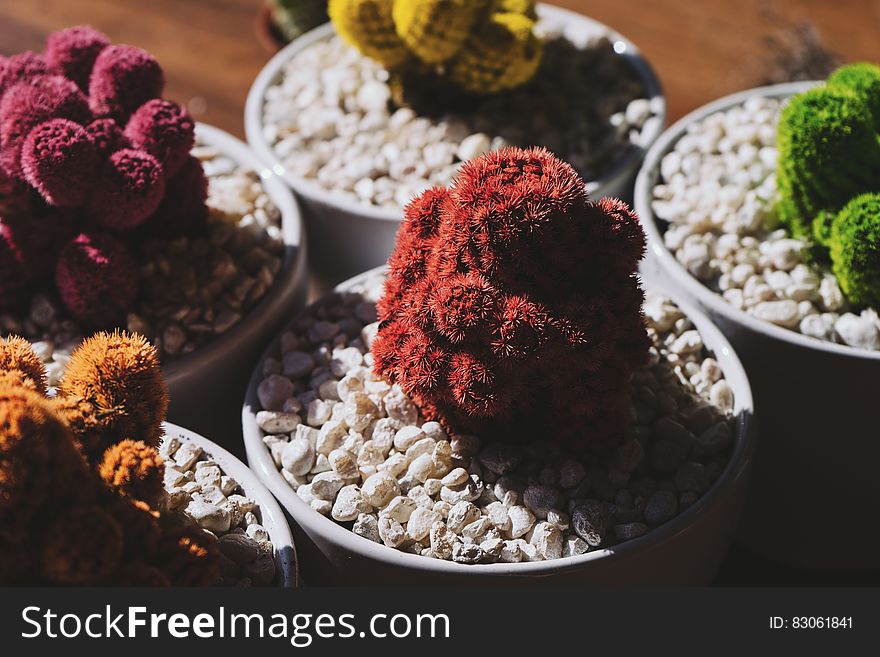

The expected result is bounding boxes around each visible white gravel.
[252,273,737,565]
[160,436,278,587]
[261,19,661,210]
[651,95,880,351]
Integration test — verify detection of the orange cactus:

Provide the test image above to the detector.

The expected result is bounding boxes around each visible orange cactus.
[99,439,164,505]
[59,330,169,459]
[0,331,219,586]
[0,336,47,394]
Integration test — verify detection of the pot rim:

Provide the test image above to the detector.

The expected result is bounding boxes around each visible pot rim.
[244,3,666,224]
[634,81,880,362]
[162,123,308,386]
[163,421,299,587]
[241,266,754,577]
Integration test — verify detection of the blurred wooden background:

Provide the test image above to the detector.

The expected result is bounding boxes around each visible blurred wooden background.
[1,0,877,138]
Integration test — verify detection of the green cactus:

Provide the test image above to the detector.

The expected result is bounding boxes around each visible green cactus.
[776,85,880,240]
[827,62,880,130]
[829,193,880,308]
[269,0,329,43]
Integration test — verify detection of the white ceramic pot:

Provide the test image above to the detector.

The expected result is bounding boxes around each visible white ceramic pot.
[244,4,665,284]
[634,82,880,573]
[163,124,308,447]
[241,268,754,586]
[164,422,299,587]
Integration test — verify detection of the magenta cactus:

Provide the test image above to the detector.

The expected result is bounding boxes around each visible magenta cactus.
[55,232,138,326]
[144,155,208,238]
[88,45,164,121]
[44,26,110,91]
[85,118,130,157]
[373,146,650,449]
[0,75,91,178]
[0,27,210,330]
[20,118,99,208]
[0,219,32,312]
[124,99,194,177]
[89,148,166,231]
[0,52,56,96]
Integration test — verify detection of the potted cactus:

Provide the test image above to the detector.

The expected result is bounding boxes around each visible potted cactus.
[634,63,880,571]
[0,26,307,441]
[256,0,329,52]
[246,1,665,280]
[242,146,754,585]
[0,331,296,586]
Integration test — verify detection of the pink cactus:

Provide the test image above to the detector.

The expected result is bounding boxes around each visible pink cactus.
[89,148,166,231]
[44,26,110,91]
[55,232,138,326]
[0,52,56,96]
[0,75,91,178]
[124,99,194,177]
[20,118,99,208]
[84,118,130,157]
[88,45,164,121]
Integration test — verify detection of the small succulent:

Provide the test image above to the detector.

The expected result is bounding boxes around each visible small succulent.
[776,62,880,242]
[776,62,880,309]
[373,146,649,450]
[0,332,219,586]
[328,0,543,95]
[829,193,880,308]
[0,25,209,321]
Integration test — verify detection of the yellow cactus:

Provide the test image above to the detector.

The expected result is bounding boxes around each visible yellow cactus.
[328,0,411,69]
[392,0,489,65]
[450,11,543,94]
[491,0,538,19]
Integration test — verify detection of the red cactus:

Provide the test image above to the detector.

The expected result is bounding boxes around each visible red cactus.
[85,117,130,157]
[55,232,138,327]
[373,146,650,449]
[20,118,99,207]
[124,99,194,177]
[89,148,166,230]
[88,45,164,121]
[44,26,110,91]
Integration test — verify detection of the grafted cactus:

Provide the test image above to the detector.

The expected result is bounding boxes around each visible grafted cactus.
[329,0,410,69]
[776,85,880,240]
[373,146,649,449]
[392,0,488,64]
[827,61,880,129]
[57,330,169,460]
[0,332,219,586]
[449,10,542,94]
[328,0,542,94]
[777,63,880,242]
[0,26,209,325]
[829,193,880,308]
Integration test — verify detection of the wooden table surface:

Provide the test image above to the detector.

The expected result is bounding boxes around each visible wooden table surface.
[1,0,877,138]
[2,0,878,584]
